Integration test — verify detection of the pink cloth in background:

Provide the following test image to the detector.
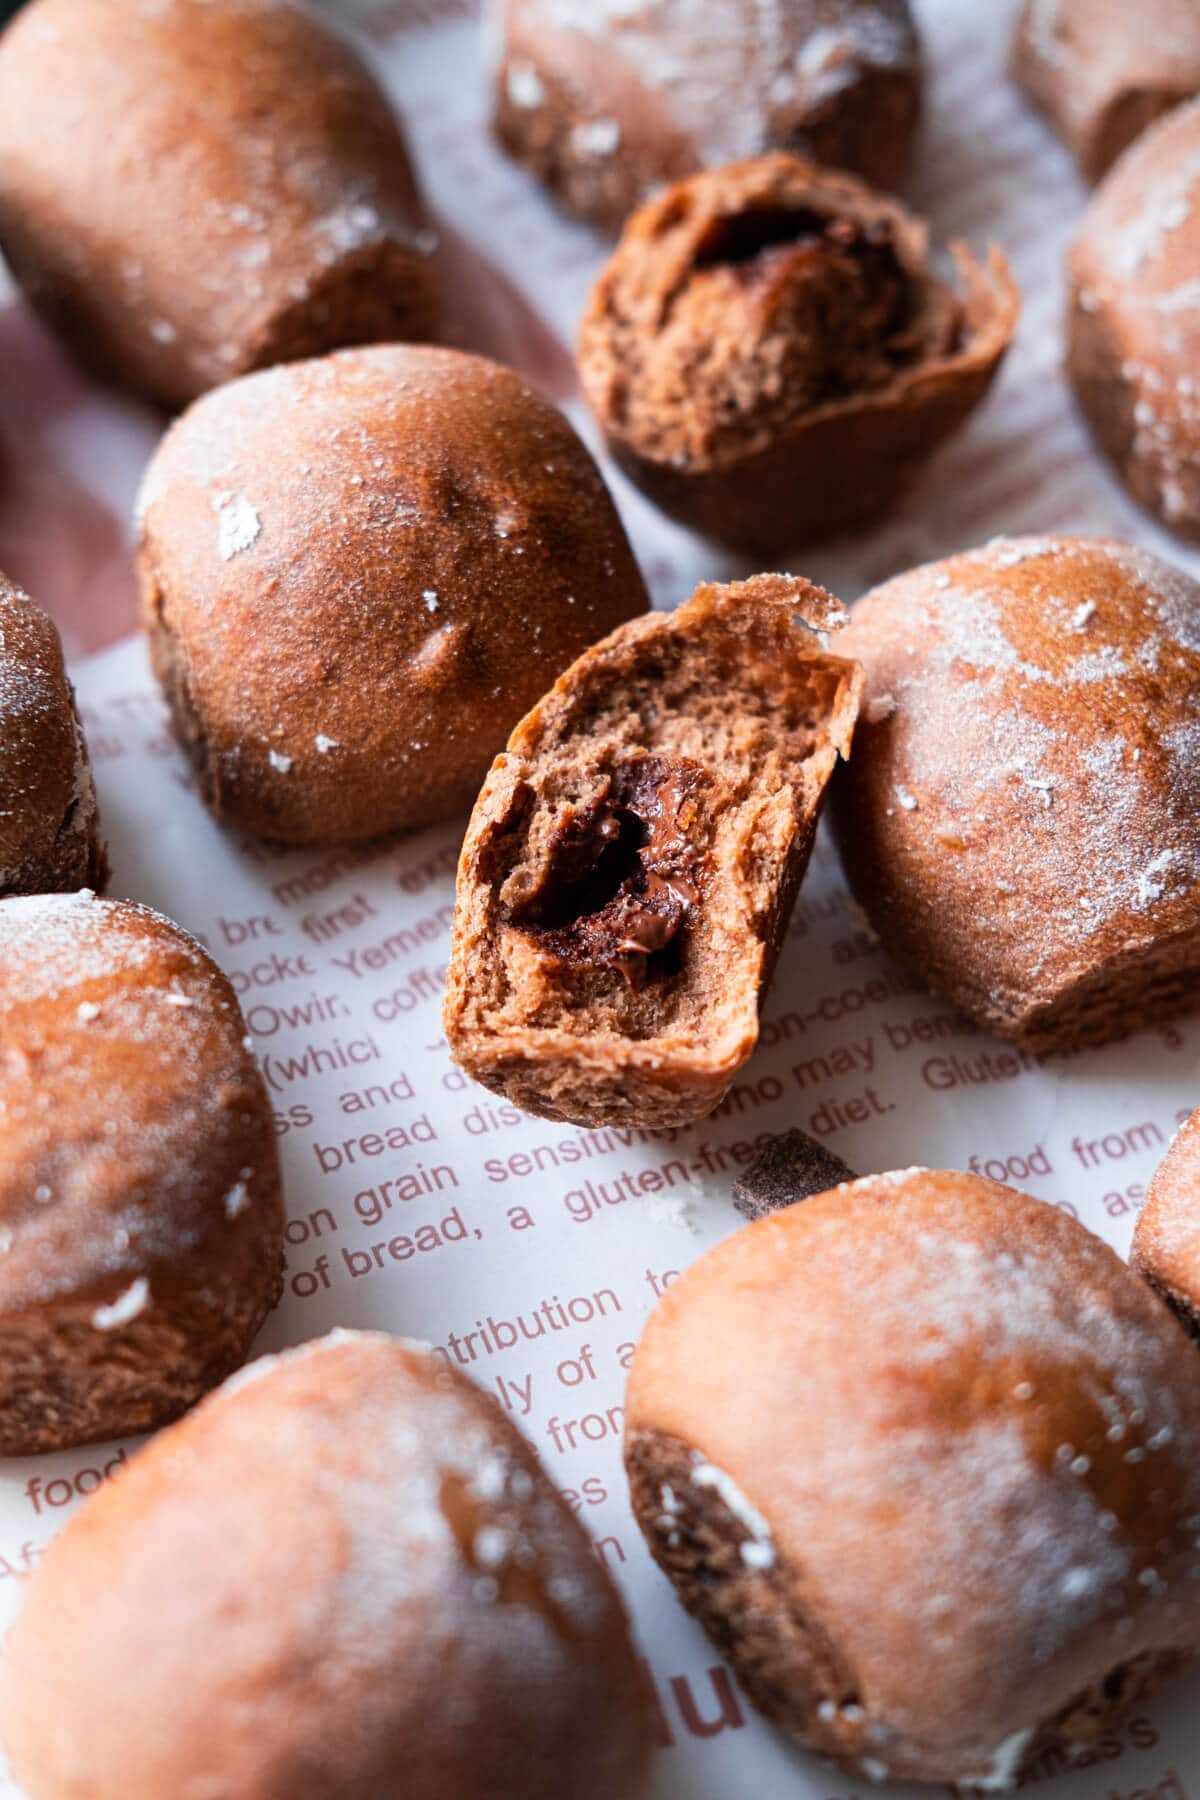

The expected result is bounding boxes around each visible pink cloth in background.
[0,306,148,657]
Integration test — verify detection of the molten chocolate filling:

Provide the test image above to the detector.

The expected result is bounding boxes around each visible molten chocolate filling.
[678,203,918,421]
[516,755,707,987]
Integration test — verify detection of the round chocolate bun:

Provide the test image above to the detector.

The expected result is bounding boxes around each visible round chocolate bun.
[137,345,650,844]
[493,0,922,234]
[0,1331,654,1799]
[0,0,437,411]
[831,536,1200,1053]
[0,574,107,897]
[578,154,1017,553]
[0,891,284,1456]
[1068,101,1200,540]
[625,1169,1200,1790]
[1013,0,1200,183]
[1132,1108,1200,1335]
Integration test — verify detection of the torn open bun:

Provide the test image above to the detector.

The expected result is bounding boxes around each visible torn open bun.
[444,575,862,1130]
[578,154,1018,552]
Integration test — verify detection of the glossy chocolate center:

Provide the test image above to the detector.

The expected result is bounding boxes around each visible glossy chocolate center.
[516,755,708,987]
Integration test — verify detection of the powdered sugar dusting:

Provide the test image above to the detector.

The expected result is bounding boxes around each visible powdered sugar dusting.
[0,893,267,1309]
[506,59,544,107]
[92,1277,149,1331]
[573,117,621,156]
[739,1539,776,1570]
[507,0,917,171]
[645,1172,1200,1776]
[1091,117,1200,281]
[203,1332,620,1665]
[646,1190,698,1231]
[0,890,161,1000]
[692,1456,775,1562]
[214,492,261,561]
[844,538,1200,1003]
[967,1727,1036,1792]
[1072,105,1200,529]
[1134,1109,1200,1279]
[224,1182,249,1220]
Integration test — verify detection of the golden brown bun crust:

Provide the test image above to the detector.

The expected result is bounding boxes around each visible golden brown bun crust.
[1132,1107,1200,1333]
[0,0,437,409]
[0,575,107,897]
[578,155,1017,553]
[1068,102,1200,539]
[138,345,649,845]
[444,575,862,1129]
[1013,0,1200,183]
[494,0,921,234]
[625,1169,1200,1789]
[830,535,1200,1052]
[0,892,284,1455]
[0,1332,654,1799]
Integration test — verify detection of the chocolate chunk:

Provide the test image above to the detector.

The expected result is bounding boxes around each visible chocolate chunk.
[689,206,913,409]
[517,755,708,987]
[733,1129,856,1221]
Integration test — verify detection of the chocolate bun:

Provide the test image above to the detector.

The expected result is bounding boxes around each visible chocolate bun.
[1013,0,1200,183]
[0,574,107,897]
[0,891,284,1456]
[1069,102,1200,539]
[578,155,1017,552]
[445,575,861,1129]
[831,536,1200,1053]
[0,0,437,410]
[0,1331,653,1799]
[493,0,922,233]
[1132,1108,1200,1335]
[138,345,649,844]
[626,1168,1200,1789]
